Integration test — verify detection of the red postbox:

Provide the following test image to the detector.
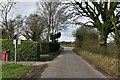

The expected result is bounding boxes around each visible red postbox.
[2,50,9,62]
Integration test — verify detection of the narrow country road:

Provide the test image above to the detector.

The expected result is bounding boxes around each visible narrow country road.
[41,47,106,78]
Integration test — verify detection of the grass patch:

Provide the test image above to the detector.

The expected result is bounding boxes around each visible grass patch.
[73,49,120,77]
[2,63,33,78]
[40,54,49,57]
[60,42,74,47]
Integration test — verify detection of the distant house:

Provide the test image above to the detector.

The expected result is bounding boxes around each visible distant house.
[18,32,32,40]
[18,35,28,40]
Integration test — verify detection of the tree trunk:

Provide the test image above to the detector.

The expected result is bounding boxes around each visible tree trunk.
[47,24,50,42]
[47,3,52,42]
[99,31,108,47]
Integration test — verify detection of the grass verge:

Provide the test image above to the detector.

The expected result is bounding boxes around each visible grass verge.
[73,49,120,77]
[2,63,33,79]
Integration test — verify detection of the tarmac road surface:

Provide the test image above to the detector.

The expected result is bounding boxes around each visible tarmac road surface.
[41,47,106,78]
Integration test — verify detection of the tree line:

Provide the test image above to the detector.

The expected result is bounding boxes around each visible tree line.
[71,0,120,61]
[0,0,120,48]
[0,0,73,42]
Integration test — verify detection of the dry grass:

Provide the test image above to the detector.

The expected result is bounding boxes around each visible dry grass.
[78,51,119,76]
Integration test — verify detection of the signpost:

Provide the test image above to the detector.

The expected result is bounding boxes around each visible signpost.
[13,34,21,64]
[14,39,17,64]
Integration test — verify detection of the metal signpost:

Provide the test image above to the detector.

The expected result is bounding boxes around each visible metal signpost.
[13,34,17,64]
[13,34,21,64]
[14,39,17,64]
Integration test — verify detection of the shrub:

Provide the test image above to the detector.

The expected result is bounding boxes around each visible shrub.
[17,41,40,61]
[49,42,60,53]
[2,40,40,61]
[40,42,60,54]
[40,42,50,54]
[74,27,117,57]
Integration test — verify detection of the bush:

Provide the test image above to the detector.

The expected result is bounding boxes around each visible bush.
[74,27,117,57]
[49,42,60,53]
[40,42,50,54]
[2,40,40,61]
[40,42,60,54]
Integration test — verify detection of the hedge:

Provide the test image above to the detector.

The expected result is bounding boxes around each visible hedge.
[40,42,60,54]
[49,42,60,52]
[2,40,14,61]
[40,42,50,54]
[2,40,40,61]
[17,41,40,61]
[1,40,60,61]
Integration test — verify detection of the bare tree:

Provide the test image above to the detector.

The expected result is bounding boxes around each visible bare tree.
[25,14,45,41]
[0,0,16,39]
[2,19,15,39]
[71,0,120,47]
[14,15,24,35]
[110,11,120,64]
[36,1,73,42]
